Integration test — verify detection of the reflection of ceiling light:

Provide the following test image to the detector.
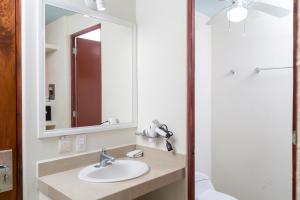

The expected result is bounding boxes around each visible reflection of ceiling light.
[227,5,248,23]
[96,0,106,11]
[84,0,106,12]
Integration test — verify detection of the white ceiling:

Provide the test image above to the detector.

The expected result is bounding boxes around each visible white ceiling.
[195,0,230,17]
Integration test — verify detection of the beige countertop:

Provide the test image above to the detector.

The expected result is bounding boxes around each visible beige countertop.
[37,145,186,200]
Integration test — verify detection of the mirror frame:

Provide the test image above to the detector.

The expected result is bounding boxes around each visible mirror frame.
[38,0,138,138]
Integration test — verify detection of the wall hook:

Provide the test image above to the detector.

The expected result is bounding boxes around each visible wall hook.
[254,67,261,74]
[229,69,236,75]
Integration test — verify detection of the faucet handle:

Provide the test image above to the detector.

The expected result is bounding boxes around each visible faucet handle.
[101,148,106,153]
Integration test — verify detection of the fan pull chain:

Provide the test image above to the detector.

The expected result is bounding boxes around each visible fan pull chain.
[243,20,246,36]
[228,15,231,33]
[227,4,234,33]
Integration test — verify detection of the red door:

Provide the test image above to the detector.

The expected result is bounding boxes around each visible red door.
[72,37,102,127]
[0,0,22,199]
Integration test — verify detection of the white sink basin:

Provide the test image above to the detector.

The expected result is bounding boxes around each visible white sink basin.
[78,160,149,183]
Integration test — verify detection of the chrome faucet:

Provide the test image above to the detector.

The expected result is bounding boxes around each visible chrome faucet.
[95,148,115,168]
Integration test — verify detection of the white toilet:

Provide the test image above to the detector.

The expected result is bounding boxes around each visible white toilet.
[195,172,238,200]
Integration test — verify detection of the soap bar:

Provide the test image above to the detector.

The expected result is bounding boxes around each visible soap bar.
[126,150,144,158]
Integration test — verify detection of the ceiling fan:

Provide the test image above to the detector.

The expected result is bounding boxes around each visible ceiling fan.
[206,0,291,25]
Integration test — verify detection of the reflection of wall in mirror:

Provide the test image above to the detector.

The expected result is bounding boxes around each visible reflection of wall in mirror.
[45,14,133,129]
[46,16,71,129]
[101,22,133,124]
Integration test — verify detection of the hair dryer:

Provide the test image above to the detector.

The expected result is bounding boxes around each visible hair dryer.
[139,120,174,151]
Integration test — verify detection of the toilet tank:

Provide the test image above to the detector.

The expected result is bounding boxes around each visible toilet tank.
[195,172,215,194]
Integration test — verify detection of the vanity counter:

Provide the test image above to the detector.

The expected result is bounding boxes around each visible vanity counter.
[37,145,186,200]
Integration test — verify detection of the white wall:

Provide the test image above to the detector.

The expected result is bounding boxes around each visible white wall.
[211,0,293,199]
[101,22,133,123]
[195,11,212,176]
[22,1,136,200]
[135,0,187,199]
[136,0,187,155]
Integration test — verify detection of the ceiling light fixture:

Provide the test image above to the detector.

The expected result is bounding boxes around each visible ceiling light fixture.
[96,0,106,11]
[227,1,248,23]
[84,0,106,12]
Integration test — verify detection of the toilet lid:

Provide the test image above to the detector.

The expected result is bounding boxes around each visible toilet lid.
[197,190,238,200]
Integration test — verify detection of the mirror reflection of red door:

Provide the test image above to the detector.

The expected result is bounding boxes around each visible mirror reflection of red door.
[71,24,102,127]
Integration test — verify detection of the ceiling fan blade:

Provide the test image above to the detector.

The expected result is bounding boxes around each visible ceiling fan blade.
[206,6,231,25]
[251,1,290,18]
[221,0,233,3]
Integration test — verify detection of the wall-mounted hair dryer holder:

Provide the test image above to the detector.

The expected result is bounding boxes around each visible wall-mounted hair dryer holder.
[136,120,174,151]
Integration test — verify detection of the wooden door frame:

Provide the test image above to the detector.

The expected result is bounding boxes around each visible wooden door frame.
[187,0,299,200]
[293,0,298,199]
[187,0,195,199]
[70,24,101,127]
[16,0,23,199]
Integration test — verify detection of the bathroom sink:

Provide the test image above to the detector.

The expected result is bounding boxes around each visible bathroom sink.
[78,160,149,183]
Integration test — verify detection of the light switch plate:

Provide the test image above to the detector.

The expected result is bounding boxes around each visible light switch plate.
[0,150,13,193]
[58,136,72,153]
[75,135,86,152]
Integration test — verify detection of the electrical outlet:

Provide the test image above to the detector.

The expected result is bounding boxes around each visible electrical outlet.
[58,136,72,153]
[75,135,86,152]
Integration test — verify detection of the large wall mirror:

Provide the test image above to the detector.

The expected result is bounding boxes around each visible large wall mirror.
[39,1,137,138]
